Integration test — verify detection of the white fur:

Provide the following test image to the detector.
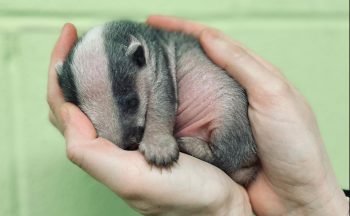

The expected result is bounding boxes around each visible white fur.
[71,25,121,144]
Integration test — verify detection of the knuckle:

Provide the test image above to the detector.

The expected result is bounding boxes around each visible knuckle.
[66,146,83,167]
[46,94,55,111]
[220,45,248,72]
[48,112,56,125]
[200,27,218,37]
[251,78,294,108]
[260,79,292,96]
[132,202,156,215]
[228,44,246,60]
[204,27,215,32]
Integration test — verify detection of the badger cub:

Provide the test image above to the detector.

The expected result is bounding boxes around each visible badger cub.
[56,21,258,185]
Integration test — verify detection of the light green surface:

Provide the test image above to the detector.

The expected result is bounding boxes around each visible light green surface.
[0,1,348,216]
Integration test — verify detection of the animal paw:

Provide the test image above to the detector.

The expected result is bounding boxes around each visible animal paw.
[139,134,179,167]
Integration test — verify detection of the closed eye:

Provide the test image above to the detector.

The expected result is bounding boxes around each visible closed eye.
[126,97,139,109]
[118,92,139,114]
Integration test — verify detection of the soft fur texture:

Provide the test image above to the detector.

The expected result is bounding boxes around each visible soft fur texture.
[57,21,258,185]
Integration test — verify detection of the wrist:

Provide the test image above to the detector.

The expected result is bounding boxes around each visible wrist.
[288,191,348,216]
[272,142,349,216]
[285,176,349,216]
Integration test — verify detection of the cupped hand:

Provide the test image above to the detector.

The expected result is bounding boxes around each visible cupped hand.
[47,23,252,216]
[146,15,349,216]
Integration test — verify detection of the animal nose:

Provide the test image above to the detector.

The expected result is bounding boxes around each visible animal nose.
[134,126,145,143]
[125,126,144,150]
[125,143,139,151]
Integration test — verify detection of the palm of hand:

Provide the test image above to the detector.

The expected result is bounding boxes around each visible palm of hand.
[246,85,336,215]
[61,103,249,216]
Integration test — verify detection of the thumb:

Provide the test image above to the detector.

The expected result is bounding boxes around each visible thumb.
[60,102,97,167]
[59,102,140,195]
[60,102,97,144]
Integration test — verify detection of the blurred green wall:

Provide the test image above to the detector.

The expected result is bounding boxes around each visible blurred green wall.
[0,0,348,215]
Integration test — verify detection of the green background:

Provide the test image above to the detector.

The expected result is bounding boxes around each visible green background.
[0,0,348,215]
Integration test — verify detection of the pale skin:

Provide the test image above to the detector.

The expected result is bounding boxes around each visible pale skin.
[47,16,349,216]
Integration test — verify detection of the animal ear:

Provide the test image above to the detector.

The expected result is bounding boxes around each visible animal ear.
[126,35,146,67]
[55,61,64,76]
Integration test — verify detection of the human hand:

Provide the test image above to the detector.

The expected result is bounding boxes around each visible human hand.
[47,23,252,216]
[147,15,349,216]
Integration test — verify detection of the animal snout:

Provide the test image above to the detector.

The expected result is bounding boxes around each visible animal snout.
[133,126,145,143]
[124,126,145,150]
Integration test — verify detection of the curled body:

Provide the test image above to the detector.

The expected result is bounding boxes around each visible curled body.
[56,21,258,185]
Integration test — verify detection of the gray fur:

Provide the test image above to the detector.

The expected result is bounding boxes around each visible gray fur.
[57,21,258,185]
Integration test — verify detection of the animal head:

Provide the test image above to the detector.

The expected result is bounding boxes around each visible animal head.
[56,21,156,150]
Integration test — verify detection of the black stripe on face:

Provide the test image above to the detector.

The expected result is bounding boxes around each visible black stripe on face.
[103,22,143,117]
[104,22,143,147]
[108,52,140,116]
[116,90,140,115]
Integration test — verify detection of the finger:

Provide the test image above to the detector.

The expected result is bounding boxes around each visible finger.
[48,110,64,133]
[60,102,151,196]
[61,103,96,144]
[147,15,207,37]
[47,23,77,118]
[61,102,246,204]
[199,29,283,94]
[147,15,280,73]
[61,102,105,171]
[215,33,280,73]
